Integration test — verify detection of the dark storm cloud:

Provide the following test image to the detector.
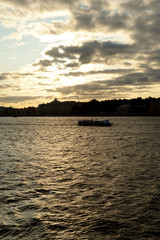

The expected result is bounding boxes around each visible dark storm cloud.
[35,39,136,75]
[72,10,128,32]
[0,73,10,81]
[74,13,95,30]
[0,0,109,12]
[108,73,149,86]
[47,66,160,98]
[106,68,160,87]
[0,84,21,90]
[45,40,134,65]
[0,0,76,10]
[0,75,7,81]
[65,62,80,68]
[121,0,146,12]
[47,82,109,95]
[33,59,53,67]
[73,0,128,31]
[121,0,160,47]
[0,84,11,89]
[132,15,160,45]
[85,0,109,11]
[0,96,40,103]
[0,72,34,81]
[46,47,77,61]
[49,80,133,99]
[1,0,160,102]
[0,0,30,8]
[95,11,128,30]
[1,0,159,42]
[149,50,160,63]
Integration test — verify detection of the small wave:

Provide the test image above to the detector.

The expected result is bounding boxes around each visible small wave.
[90,218,126,234]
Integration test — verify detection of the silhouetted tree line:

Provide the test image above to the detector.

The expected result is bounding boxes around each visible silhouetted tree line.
[0,97,160,116]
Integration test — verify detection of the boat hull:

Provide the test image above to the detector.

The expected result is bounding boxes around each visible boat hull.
[78,120,112,126]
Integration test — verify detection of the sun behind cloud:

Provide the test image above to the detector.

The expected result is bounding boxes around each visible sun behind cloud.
[0,0,160,107]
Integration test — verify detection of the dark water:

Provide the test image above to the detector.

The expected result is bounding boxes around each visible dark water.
[0,116,160,239]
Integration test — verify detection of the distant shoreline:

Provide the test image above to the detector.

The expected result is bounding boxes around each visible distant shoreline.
[0,97,160,116]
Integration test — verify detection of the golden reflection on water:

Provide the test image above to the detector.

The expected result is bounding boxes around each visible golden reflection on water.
[0,117,160,239]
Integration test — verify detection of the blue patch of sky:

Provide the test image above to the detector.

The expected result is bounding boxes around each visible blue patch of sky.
[38,15,69,23]
[0,24,16,37]
[0,15,69,73]
[95,35,117,42]
[52,16,69,22]
[78,2,89,10]
[0,35,44,72]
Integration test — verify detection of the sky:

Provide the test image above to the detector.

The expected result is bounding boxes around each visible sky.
[0,0,160,108]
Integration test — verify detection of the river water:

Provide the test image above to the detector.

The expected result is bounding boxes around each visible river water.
[0,116,160,239]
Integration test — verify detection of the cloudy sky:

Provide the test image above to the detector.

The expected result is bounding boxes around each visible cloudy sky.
[0,0,160,107]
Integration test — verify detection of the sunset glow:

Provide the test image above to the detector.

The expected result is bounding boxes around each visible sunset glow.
[0,0,160,107]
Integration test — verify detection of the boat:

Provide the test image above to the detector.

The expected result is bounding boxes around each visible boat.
[78,119,112,126]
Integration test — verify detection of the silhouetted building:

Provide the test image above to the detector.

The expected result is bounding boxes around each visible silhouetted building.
[117,104,132,115]
[0,97,160,116]
[37,99,76,116]
[150,99,160,115]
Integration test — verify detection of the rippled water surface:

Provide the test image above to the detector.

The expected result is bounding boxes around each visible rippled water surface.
[0,116,160,239]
